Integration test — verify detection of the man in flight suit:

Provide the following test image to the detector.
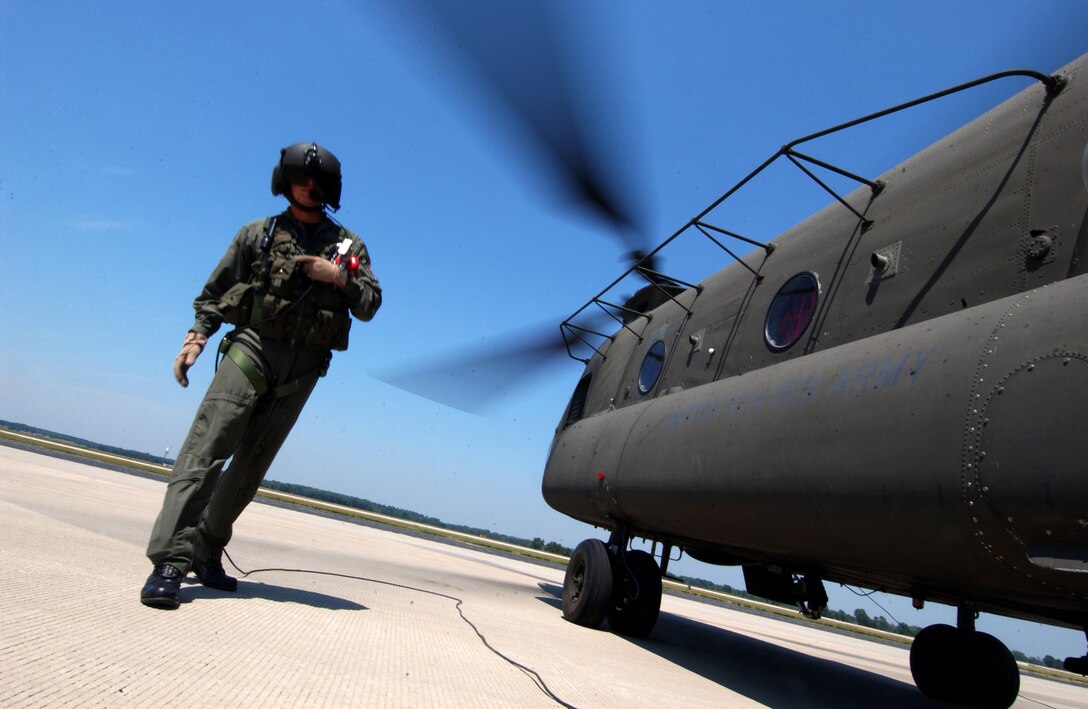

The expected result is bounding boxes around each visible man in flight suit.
[141,142,382,609]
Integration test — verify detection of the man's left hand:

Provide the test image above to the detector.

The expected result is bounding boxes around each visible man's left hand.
[295,255,346,288]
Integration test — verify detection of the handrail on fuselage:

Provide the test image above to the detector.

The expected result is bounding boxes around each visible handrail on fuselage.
[559,68,1066,363]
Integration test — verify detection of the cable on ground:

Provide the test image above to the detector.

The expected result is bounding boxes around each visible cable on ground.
[223,549,576,708]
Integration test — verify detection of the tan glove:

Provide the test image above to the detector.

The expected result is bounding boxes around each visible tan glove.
[173,331,208,388]
[295,255,348,288]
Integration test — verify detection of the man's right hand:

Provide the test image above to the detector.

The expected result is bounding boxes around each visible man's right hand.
[173,331,208,388]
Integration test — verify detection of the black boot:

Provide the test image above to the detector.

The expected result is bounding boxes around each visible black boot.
[192,550,238,592]
[141,563,183,609]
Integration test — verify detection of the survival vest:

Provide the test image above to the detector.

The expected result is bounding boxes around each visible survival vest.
[217,217,357,351]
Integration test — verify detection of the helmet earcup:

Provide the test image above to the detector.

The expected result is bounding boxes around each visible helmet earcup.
[270,158,287,197]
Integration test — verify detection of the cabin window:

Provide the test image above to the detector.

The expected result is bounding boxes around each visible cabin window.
[765,272,820,351]
[638,340,666,394]
[565,374,592,425]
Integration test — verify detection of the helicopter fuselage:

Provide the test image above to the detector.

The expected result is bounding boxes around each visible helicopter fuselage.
[543,52,1088,631]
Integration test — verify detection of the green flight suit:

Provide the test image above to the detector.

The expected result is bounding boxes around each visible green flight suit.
[146,211,381,572]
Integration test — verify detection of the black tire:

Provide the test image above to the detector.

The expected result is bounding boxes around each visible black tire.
[968,632,1019,709]
[606,550,662,638]
[562,539,613,628]
[910,623,970,704]
[910,624,1020,709]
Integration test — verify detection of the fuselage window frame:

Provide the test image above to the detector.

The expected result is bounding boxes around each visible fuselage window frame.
[764,271,821,352]
[638,340,667,395]
[565,373,592,426]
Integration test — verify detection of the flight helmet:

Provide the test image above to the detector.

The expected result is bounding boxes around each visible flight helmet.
[271,142,342,211]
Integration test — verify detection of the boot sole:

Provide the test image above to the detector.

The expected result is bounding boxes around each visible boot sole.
[140,595,180,610]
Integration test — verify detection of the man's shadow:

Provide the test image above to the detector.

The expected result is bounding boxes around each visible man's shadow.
[183,578,367,611]
[537,583,937,707]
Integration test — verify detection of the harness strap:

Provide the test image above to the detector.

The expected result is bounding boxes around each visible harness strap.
[217,337,328,399]
[270,364,326,399]
[221,342,269,396]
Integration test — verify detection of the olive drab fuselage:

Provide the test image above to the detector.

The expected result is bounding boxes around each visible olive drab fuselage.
[218,217,366,351]
[543,53,1088,633]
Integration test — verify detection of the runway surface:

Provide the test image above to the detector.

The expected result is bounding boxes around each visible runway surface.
[1,444,1084,708]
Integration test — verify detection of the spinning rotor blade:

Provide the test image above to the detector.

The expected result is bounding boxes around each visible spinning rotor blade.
[376,314,611,414]
[400,0,656,259]
[372,4,670,411]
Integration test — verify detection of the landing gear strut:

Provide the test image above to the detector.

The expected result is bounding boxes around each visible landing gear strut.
[909,607,1019,708]
[561,525,663,638]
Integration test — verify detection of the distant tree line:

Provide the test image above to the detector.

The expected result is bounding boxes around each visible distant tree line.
[0,420,175,467]
[823,607,923,637]
[529,537,573,555]
[263,479,574,556]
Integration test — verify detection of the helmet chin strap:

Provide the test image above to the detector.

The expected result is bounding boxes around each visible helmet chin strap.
[286,191,326,214]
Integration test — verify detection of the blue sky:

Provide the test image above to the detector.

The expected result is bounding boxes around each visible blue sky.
[2,1,1086,660]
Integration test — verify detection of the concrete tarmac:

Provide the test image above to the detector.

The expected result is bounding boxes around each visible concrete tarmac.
[1,444,1084,708]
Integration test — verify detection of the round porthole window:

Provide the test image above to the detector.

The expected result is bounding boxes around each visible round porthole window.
[638,340,666,394]
[765,272,820,351]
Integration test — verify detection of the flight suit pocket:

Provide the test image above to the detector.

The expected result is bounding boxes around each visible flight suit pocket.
[306,309,351,350]
[217,283,254,325]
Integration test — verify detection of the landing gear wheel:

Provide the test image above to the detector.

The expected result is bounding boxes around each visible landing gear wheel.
[606,550,662,638]
[910,624,1020,708]
[910,624,967,704]
[970,632,1019,709]
[562,539,613,628]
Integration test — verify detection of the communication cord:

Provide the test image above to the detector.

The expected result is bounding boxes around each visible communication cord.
[844,584,904,627]
[223,549,577,709]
